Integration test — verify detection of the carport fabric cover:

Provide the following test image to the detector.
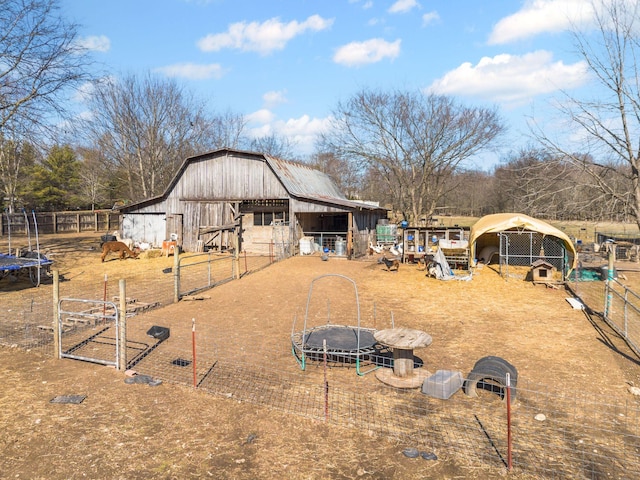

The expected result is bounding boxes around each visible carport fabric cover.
[469,213,577,270]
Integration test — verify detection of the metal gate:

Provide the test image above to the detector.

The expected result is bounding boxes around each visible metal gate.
[499,231,568,280]
[58,298,121,368]
[272,220,291,260]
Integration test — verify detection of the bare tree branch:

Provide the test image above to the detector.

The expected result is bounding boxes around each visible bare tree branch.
[0,0,93,138]
[532,0,640,226]
[81,73,242,201]
[322,89,504,223]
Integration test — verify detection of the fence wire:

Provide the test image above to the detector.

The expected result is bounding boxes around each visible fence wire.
[123,305,640,479]
[3,250,640,478]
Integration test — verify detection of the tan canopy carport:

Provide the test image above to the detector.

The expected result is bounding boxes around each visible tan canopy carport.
[469,213,577,270]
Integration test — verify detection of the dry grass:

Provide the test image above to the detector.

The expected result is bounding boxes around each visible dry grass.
[2,231,640,479]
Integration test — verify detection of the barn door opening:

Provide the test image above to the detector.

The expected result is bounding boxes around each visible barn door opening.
[167,214,183,244]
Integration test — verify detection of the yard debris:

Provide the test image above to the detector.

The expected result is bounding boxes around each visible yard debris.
[242,433,257,445]
[566,298,585,310]
[421,452,438,461]
[627,382,640,396]
[124,374,162,387]
[50,395,86,404]
[402,447,420,458]
[402,448,438,461]
[182,294,211,301]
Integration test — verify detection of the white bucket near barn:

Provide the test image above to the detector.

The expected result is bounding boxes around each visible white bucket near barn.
[300,237,314,255]
[335,238,346,256]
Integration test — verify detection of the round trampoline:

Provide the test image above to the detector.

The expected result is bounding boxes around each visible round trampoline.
[291,274,381,375]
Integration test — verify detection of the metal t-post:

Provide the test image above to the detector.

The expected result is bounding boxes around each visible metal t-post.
[605,245,615,317]
[52,269,60,359]
[173,248,180,303]
[118,279,127,371]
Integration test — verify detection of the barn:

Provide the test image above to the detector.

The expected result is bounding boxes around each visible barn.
[119,148,388,257]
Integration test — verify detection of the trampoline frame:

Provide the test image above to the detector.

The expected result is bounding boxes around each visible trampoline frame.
[291,274,379,376]
[1,209,52,287]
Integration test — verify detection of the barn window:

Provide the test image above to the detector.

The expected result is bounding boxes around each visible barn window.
[253,211,289,226]
[243,200,289,226]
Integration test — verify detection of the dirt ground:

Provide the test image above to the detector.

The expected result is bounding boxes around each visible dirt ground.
[1,233,640,479]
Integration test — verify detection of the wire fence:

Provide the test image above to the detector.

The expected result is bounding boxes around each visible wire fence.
[3,248,640,478]
[603,278,640,355]
[115,304,640,479]
[0,251,275,357]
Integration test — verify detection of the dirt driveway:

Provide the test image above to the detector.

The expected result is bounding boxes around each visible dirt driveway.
[1,233,639,479]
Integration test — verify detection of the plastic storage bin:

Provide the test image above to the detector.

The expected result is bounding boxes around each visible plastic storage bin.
[421,370,463,399]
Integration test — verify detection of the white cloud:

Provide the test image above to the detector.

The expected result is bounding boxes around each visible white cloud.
[72,81,96,103]
[488,0,595,45]
[333,38,401,67]
[246,109,275,124]
[153,62,227,80]
[388,0,420,14]
[197,15,334,55]
[77,35,111,52]
[247,111,331,154]
[427,50,589,106]
[349,0,373,7]
[422,11,440,26]
[263,90,288,108]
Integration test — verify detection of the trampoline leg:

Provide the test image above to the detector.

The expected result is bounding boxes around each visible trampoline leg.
[292,344,306,371]
[356,356,378,376]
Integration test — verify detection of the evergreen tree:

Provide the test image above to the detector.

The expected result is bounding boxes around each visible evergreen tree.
[25,145,81,211]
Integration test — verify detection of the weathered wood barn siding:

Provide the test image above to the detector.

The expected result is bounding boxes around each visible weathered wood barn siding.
[121,149,388,254]
[124,151,289,250]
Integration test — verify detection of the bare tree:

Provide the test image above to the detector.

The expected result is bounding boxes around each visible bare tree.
[533,0,640,228]
[0,135,38,212]
[75,147,111,210]
[0,0,93,137]
[308,151,362,199]
[0,0,93,211]
[441,169,496,217]
[247,134,296,159]
[322,89,504,223]
[82,73,238,200]
[208,108,247,151]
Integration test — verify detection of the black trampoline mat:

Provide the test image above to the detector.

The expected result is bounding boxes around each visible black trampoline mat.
[304,326,376,351]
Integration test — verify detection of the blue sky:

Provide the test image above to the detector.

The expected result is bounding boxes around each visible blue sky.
[61,0,603,170]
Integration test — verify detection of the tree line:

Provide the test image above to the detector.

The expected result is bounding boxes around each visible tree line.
[1,0,639,230]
